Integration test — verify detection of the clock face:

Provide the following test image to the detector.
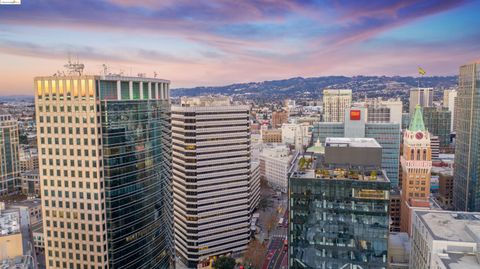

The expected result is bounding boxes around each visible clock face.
[415,132,424,140]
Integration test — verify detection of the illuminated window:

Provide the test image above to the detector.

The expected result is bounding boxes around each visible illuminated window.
[51,80,57,95]
[59,80,64,95]
[37,80,42,96]
[44,80,49,95]
[88,79,94,97]
[73,80,78,97]
[81,79,86,97]
[66,80,71,95]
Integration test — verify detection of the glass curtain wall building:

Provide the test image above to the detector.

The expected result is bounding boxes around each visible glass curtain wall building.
[35,74,173,269]
[422,107,451,148]
[289,138,390,269]
[0,113,20,196]
[453,62,480,211]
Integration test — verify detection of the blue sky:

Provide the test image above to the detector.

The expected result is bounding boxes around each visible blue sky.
[0,0,479,94]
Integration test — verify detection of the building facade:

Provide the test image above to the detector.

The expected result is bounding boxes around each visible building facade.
[438,171,454,209]
[453,62,480,212]
[311,107,401,186]
[443,89,457,132]
[322,89,352,122]
[422,107,451,148]
[249,162,261,214]
[171,96,251,268]
[289,138,390,269]
[281,123,310,151]
[271,111,288,128]
[400,105,432,235]
[259,144,292,193]
[21,169,40,196]
[390,188,401,232]
[0,113,20,196]
[357,98,403,124]
[19,148,38,172]
[36,74,173,269]
[409,88,433,115]
[260,128,282,143]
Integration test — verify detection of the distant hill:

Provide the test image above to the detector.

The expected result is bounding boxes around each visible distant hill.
[172,75,457,100]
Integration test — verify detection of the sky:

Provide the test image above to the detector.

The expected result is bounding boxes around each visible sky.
[0,0,479,95]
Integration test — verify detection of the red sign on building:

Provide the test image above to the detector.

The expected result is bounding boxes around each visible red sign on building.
[350,110,361,120]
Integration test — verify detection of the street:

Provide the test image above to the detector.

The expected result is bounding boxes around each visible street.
[256,188,288,269]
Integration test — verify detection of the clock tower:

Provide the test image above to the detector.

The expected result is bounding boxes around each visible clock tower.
[400,105,432,235]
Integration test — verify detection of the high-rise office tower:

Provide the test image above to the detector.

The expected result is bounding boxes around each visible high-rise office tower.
[409,88,433,115]
[322,89,352,122]
[422,107,451,148]
[312,106,401,186]
[289,137,391,269]
[400,105,432,235]
[453,62,480,211]
[0,112,20,196]
[35,74,173,269]
[443,89,457,132]
[171,96,251,268]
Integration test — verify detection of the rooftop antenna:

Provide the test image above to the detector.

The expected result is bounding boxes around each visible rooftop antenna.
[102,64,109,76]
[64,55,84,76]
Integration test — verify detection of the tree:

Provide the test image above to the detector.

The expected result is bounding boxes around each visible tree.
[265,212,277,236]
[212,256,236,269]
[243,240,267,269]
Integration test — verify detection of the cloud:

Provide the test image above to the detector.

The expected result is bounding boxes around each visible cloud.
[0,0,476,94]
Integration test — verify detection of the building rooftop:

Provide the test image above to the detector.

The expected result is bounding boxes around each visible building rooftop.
[417,210,480,242]
[0,207,20,236]
[323,89,352,95]
[436,252,480,269]
[7,198,41,209]
[180,96,231,107]
[261,144,291,159]
[289,153,389,183]
[325,137,381,148]
[0,256,34,269]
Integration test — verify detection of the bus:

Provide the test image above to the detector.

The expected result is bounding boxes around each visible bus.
[283,238,288,251]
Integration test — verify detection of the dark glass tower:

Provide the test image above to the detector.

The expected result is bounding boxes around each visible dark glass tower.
[453,62,480,211]
[289,138,390,269]
[101,98,172,268]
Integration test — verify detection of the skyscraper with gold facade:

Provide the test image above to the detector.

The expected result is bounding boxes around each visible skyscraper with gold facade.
[400,105,432,235]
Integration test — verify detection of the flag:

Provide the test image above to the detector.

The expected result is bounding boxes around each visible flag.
[418,67,426,76]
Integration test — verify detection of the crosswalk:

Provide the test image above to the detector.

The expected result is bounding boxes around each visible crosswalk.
[270,228,287,238]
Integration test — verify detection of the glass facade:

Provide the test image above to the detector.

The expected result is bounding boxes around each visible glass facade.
[453,63,480,211]
[0,115,20,196]
[365,123,401,187]
[101,98,172,268]
[422,107,451,147]
[289,176,390,269]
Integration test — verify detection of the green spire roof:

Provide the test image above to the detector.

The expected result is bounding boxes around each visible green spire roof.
[409,105,426,131]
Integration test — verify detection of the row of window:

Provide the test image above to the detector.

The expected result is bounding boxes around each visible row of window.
[39,115,99,127]
[42,168,101,179]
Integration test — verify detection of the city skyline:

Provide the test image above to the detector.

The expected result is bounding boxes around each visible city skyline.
[1,0,480,95]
